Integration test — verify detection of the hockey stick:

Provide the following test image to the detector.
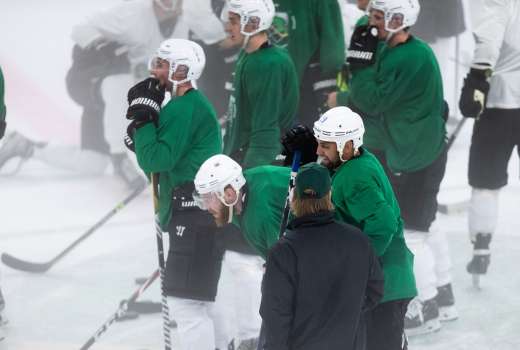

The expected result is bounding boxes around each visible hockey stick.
[1,183,147,273]
[151,173,173,350]
[278,151,302,238]
[79,269,159,350]
[446,117,467,151]
[436,117,470,215]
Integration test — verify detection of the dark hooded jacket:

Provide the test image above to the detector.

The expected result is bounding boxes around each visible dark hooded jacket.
[260,211,384,350]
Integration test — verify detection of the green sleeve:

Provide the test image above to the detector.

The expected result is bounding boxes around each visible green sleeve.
[134,108,193,173]
[242,63,285,168]
[355,15,369,27]
[349,55,423,115]
[0,67,5,121]
[316,0,345,75]
[345,181,399,256]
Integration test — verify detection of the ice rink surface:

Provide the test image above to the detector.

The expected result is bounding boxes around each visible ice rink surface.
[0,119,519,350]
[1,1,519,349]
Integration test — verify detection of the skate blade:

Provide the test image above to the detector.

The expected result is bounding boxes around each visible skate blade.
[472,274,481,290]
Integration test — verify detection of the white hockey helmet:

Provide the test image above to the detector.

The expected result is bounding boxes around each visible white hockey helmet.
[227,0,275,36]
[194,154,246,207]
[313,106,365,158]
[151,39,206,87]
[369,0,420,33]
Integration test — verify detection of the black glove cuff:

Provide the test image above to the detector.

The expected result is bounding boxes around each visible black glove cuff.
[128,97,161,115]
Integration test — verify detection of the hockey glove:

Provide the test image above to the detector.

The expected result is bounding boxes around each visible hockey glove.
[126,77,165,125]
[281,125,318,166]
[0,120,5,140]
[123,119,152,153]
[347,25,379,69]
[459,68,491,119]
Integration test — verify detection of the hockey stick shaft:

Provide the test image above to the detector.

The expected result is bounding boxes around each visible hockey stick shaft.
[446,117,467,151]
[1,184,147,273]
[278,151,302,238]
[79,269,160,350]
[151,174,173,350]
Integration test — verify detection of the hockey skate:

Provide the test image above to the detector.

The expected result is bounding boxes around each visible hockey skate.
[0,132,38,174]
[404,297,441,337]
[435,283,458,321]
[467,233,491,289]
[111,153,147,190]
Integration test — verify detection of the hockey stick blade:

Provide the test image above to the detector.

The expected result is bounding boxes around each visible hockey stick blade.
[1,252,52,273]
[1,184,146,273]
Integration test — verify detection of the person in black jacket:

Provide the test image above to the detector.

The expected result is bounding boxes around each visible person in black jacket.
[260,162,384,350]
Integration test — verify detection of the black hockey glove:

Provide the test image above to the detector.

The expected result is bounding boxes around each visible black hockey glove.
[126,78,165,125]
[347,25,379,69]
[281,125,318,166]
[0,120,5,140]
[124,119,152,153]
[459,68,491,119]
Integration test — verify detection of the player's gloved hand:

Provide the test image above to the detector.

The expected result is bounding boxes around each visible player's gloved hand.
[124,120,152,153]
[126,77,165,125]
[459,68,490,119]
[281,125,318,166]
[347,25,379,69]
[0,120,6,140]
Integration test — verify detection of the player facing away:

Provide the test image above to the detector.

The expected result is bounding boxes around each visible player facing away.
[124,39,225,350]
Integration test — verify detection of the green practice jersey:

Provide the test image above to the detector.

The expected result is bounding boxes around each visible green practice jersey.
[345,37,446,172]
[332,149,417,302]
[337,16,386,151]
[234,165,290,258]
[135,89,222,229]
[271,0,345,81]
[223,45,298,169]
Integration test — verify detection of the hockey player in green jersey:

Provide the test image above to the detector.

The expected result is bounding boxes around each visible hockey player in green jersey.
[282,106,416,350]
[223,0,299,169]
[329,0,457,337]
[124,39,225,350]
[194,154,289,259]
[270,0,345,126]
